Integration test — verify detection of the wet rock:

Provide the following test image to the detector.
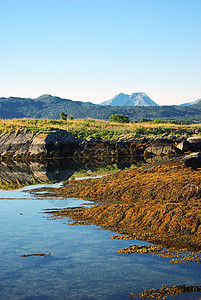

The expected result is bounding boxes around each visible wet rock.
[73,137,149,167]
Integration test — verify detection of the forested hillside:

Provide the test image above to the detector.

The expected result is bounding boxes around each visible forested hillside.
[0,94,201,122]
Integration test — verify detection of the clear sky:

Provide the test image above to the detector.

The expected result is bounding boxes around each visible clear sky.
[0,0,200,105]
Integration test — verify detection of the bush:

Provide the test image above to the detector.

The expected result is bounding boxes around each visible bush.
[109,114,130,123]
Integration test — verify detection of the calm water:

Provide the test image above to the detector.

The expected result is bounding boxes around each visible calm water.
[0,163,200,299]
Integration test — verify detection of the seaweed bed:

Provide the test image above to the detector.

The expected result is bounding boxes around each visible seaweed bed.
[130,284,201,299]
[29,159,201,298]
[32,159,201,251]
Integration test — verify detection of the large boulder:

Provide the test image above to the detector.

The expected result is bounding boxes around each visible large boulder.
[182,152,201,168]
[0,129,77,158]
[29,130,76,157]
[187,136,201,151]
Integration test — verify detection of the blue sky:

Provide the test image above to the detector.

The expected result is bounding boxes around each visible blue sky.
[0,0,200,105]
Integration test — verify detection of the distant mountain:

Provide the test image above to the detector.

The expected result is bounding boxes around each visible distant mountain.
[1,94,201,123]
[179,98,201,106]
[101,92,158,106]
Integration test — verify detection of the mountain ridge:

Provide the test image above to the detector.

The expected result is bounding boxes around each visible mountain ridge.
[0,94,201,122]
[179,98,201,106]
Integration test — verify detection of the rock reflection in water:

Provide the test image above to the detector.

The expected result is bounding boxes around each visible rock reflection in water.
[0,159,77,190]
[0,156,146,191]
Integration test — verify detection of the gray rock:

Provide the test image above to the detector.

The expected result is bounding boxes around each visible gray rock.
[0,129,76,158]
[86,137,96,142]
[187,136,201,143]
[176,140,190,152]
[29,130,76,156]
[0,131,32,155]
[182,152,201,168]
[187,136,201,151]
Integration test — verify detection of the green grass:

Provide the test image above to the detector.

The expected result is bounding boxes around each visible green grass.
[0,118,200,140]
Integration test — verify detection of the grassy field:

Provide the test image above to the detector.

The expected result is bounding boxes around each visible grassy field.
[0,118,200,140]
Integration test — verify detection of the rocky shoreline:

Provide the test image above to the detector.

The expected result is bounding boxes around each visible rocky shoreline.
[1,129,200,300]
[1,129,201,166]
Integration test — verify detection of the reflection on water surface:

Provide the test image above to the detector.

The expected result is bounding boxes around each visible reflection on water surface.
[0,159,200,300]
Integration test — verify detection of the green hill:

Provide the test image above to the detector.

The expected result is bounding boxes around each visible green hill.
[1,94,201,122]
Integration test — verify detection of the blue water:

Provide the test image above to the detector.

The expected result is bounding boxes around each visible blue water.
[0,185,200,300]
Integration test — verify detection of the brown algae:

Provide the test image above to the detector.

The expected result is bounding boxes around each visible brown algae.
[130,284,201,299]
[21,252,53,258]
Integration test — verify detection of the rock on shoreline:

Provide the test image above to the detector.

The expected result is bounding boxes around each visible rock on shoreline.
[0,130,77,159]
[1,129,201,164]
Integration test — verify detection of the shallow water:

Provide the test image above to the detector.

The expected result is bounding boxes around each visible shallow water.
[0,184,200,300]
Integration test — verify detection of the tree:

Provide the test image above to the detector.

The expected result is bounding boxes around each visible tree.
[69,115,73,120]
[60,112,67,121]
[109,114,130,123]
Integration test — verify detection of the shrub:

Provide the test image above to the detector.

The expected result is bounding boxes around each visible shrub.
[60,112,67,121]
[109,114,130,123]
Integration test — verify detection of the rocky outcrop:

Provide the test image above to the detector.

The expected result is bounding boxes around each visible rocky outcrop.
[73,136,184,165]
[0,130,77,159]
[176,140,190,152]
[1,129,201,164]
[73,135,201,166]
[73,137,149,167]
[29,130,76,156]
